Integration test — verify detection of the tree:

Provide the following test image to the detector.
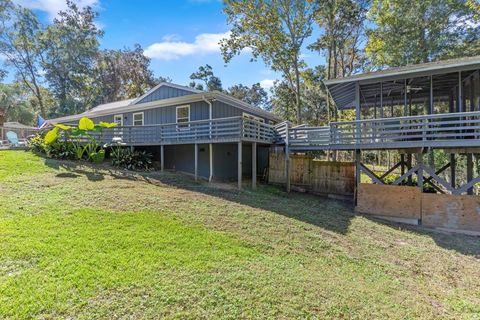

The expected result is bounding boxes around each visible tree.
[0,82,35,125]
[228,83,270,109]
[40,0,103,115]
[302,66,328,125]
[0,0,47,116]
[189,64,223,91]
[309,0,368,79]
[96,44,157,104]
[270,80,297,121]
[221,0,318,123]
[366,0,480,68]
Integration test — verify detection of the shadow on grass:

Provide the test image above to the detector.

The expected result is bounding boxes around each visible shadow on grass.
[43,157,480,256]
[363,215,480,257]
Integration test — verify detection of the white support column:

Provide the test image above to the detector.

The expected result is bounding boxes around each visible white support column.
[252,142,257,190]
[238,141,242,189]
[194,143,198,181]
[209,143,213,182]
[160,145,164,172]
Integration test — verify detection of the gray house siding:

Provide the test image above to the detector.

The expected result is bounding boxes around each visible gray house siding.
[137,86,196,104]
[80,100,268,127]
[162,143,268,181]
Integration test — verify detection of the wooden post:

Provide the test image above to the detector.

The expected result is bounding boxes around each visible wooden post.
[467,153,473,195]
[209,143,213,182]
[160,145,164,172]
[252,142,257,190]
[285,125,290,193]
[379,82,384,118]
[429,75,434,114]
[407,154,413,185]
[450,154,456,188]
[417,151,423,192]
[194,143,198,181]
[238,141,242,189]
[355,82,361,144]
[404,79,408,116]
[355,149,361,204]
[458,71,463,112]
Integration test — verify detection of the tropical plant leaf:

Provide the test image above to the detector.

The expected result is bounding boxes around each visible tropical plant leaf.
[44,127,59,145]
[78,117,95,131]
[55,123,72,131]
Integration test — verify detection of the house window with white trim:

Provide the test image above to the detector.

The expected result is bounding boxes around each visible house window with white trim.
[113,114,123,126]
[133,112,144,126]
[176,105,190,128]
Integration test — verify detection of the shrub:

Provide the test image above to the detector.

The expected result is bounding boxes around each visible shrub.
[28,134,47,154]
[111,147,152,171]
[44,140,77,160]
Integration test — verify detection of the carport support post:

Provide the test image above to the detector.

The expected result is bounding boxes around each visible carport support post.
[194,143,198,181]
[252,142,257,190]
[238,141,242,189]
[160,145,164,172]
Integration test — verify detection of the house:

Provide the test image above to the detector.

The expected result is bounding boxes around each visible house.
[48,82,281,187]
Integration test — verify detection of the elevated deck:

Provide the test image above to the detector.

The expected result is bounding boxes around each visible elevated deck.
[95,116,275,146]
[286,111,480,151]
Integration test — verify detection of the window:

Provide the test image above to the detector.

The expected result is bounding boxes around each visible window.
[133,112,144,126]
[243,113,265,123]
[176,105,190,128]
[113,114,123,126]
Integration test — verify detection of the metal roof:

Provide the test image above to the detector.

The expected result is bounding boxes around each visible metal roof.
[325,55,480,110]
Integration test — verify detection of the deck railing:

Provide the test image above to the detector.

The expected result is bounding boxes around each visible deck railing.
[288,111,480,150]
[95,116,275,145]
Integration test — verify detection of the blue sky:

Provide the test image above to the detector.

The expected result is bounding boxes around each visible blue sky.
[10,0,326,90]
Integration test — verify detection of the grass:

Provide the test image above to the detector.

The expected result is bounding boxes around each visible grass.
[1,150,479,319]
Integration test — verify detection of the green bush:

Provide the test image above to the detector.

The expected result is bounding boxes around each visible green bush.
[45,140,77,160]
[111,147,152,171]
[28,134,47,154]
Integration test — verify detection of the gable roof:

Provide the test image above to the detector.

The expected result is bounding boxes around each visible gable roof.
[129,82,202,105]
[47,88,281,124]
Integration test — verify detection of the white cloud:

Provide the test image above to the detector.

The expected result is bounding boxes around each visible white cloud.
[260,79,275,90]
[14,0,100,19]
[144,31,231,61]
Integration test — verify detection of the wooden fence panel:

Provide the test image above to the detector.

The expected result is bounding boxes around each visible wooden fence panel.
[268,153,354,196]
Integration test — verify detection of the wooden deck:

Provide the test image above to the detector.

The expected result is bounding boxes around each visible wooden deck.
[286,111,480,151]
[95,116,276,146]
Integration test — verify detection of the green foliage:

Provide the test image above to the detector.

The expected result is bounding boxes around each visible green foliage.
[366,0,480,68]
[227,83,270,109]
[189,64,223,91]
[0,83,36,125]
[221,0,318,123]
[42,117,117,163]
[27,134,46,153]
[111,147,152,171]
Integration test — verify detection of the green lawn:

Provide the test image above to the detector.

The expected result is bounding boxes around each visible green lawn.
[1,150,479,319]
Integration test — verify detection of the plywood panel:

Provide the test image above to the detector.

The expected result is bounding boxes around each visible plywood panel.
[422,194,480,232]
[356,184,421,219]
